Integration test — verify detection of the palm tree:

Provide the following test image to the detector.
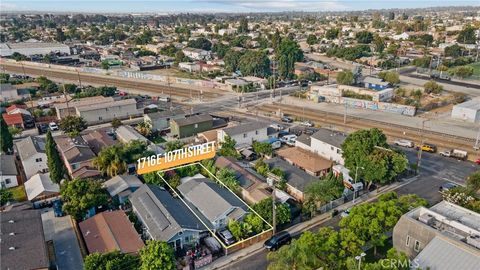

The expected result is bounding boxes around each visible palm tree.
[93,145,127,177]
[136,120,152,137]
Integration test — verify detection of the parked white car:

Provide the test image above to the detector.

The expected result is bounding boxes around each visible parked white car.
[300,121,313,127]
[394,139,414,148]
[49,122,59,131]
[270,124,284,131]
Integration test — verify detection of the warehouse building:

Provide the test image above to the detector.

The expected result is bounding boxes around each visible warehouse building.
[0,41,70,57]
[451,97,480,123]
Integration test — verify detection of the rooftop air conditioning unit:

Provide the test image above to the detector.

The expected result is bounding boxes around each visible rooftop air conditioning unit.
[419,213,435,226]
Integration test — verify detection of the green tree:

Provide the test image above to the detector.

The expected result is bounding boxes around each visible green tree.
[372,34,385,53]
[45,131,67,183]
[244,213,265,233]
[303,172,344,217]
[139,240,176,270]
[306,34,318,46]
[187,37,212,50]
[325,28,340,40]
[101,60,110,70]
[61,178,108,220]
[143,172,164,186]
[341,129,407,188]
[218,135,241,159]
[252,141,273,157]
[451,66,474,78]
[84,251,139,270]
[276,38,304,79]
[457,25,477,44]
[238,17,249,33]
[356,31,374,44]
[60,115,87,135]
[238,50,271,77]
[0,73,10,83]
[378,71,400,85]
[216,168,239,192]
[0,115,13,153]
[336,70,355,85]
[164,140,184,152]
[93,144,127,177]
[136,120,152,137]
[467,171,480,192]
[252,197,290,226]
[0,189,13,206]
[423,80,443,94]
[444,44,464,58]
[111,118,122,128]
[224,49,243,73]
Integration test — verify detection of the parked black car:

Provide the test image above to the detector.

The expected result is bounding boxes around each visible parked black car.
[37,123,49,134]
[264,231,291,251]
[217,229,236,246]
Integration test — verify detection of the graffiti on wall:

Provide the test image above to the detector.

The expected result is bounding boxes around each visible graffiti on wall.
[326,96,416,116]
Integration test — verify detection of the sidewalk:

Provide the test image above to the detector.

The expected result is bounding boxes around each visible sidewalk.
[205,176,418,270]
[279,96,478,139]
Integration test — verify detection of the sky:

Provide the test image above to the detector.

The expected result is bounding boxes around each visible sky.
[1,0,479,13]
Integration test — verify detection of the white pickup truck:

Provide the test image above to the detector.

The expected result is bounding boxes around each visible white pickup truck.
[394,139,414,148]
[440,149,468,160]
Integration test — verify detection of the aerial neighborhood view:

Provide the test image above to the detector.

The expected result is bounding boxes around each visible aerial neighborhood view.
[1,0,480,269]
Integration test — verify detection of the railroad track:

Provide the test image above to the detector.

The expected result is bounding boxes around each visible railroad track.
[0,62,222,99]
[257,103,479,159]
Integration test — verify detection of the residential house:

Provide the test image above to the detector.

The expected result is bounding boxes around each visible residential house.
[54,136,100,179]
[2,113,24,128]
[103,175,143,204]
[296,128,347,165]
[182,47,211,61]
[75,99,139,125]
[294,65,315,77]
[0,83,31,101]
[170,114,213,138]
[55,96,114,119]
[392,201,480,270]
[115,125,150,144]
[15,136,48,180]
[264,157,319,202]
[177,177,248,230]
[363,76,391,91]
[224,78,250,91]
[81,129,117,155]
[276,147,332,177]
[130,184,207,250]
[0,209,50,270]
[217,121,273,147]
[6,104,31,116]
[24,173,60,203]
[144,109,187,131]
[79,210,144,254]
[0,155,18,189]
[215,156,270,204]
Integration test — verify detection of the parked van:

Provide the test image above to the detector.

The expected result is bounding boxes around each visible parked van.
[264,231,292,251]
[280,134,297,144]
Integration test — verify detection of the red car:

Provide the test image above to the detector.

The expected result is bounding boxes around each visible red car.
[476,158,480,165]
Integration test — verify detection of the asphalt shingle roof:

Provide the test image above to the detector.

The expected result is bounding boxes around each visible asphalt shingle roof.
[311,128,347,149]
[222,121,269,136]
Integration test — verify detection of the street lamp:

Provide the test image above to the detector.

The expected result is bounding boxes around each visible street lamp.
[353,166,364,203]
[355,252,366,270]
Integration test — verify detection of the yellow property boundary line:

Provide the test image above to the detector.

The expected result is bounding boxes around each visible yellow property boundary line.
[155,161,273,250]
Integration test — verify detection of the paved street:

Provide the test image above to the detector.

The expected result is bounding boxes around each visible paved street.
[224,148,478,270]
[41,208,84,270]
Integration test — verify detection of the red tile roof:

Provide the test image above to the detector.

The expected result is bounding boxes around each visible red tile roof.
[2,113,23,126]
[6,104,27,114]
[79,210,144,254]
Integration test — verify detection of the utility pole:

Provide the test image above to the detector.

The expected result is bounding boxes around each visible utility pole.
[416,119,428,174]
[474,125,480,150]
[167,75,172,111]
[343,102,347,124]
[76,69,82,87]
[272,184,276,235]
[270,60,277,101]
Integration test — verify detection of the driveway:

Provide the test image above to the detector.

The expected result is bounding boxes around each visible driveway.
[41,208,84,270]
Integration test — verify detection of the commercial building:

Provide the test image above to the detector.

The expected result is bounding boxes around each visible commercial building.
[362,76,392,91]
[75,98,139,124]
[55,96,114,119]
[392,201,480,270]
[0,209,50,270]
[15,136,48,180]
[309,84,394,102]
[79,211,144,254]
[0,41,70,57]
[170,114,213,138]
[0,83,31,102]
[451,97,480,123]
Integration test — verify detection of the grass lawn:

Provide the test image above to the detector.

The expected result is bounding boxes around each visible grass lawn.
[150,135,166,144]
[467,62,480,77]
[8,185,27,202]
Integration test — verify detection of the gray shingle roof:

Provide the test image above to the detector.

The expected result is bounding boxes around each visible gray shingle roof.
[25,173,60,201]
[222,121,269,136]
[130,184,205,242]
[264,157,318,193]
[311,128,347,149]
[296,134,311,147]
[363,76,390,86]
[178,178,247,223]
[173,114,213,127]
[0,209,49,270]
[0,155,17,176]
[15,136,46,161]
[103,175,143,197]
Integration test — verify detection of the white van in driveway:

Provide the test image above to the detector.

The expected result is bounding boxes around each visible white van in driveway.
[280,134,297,144]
